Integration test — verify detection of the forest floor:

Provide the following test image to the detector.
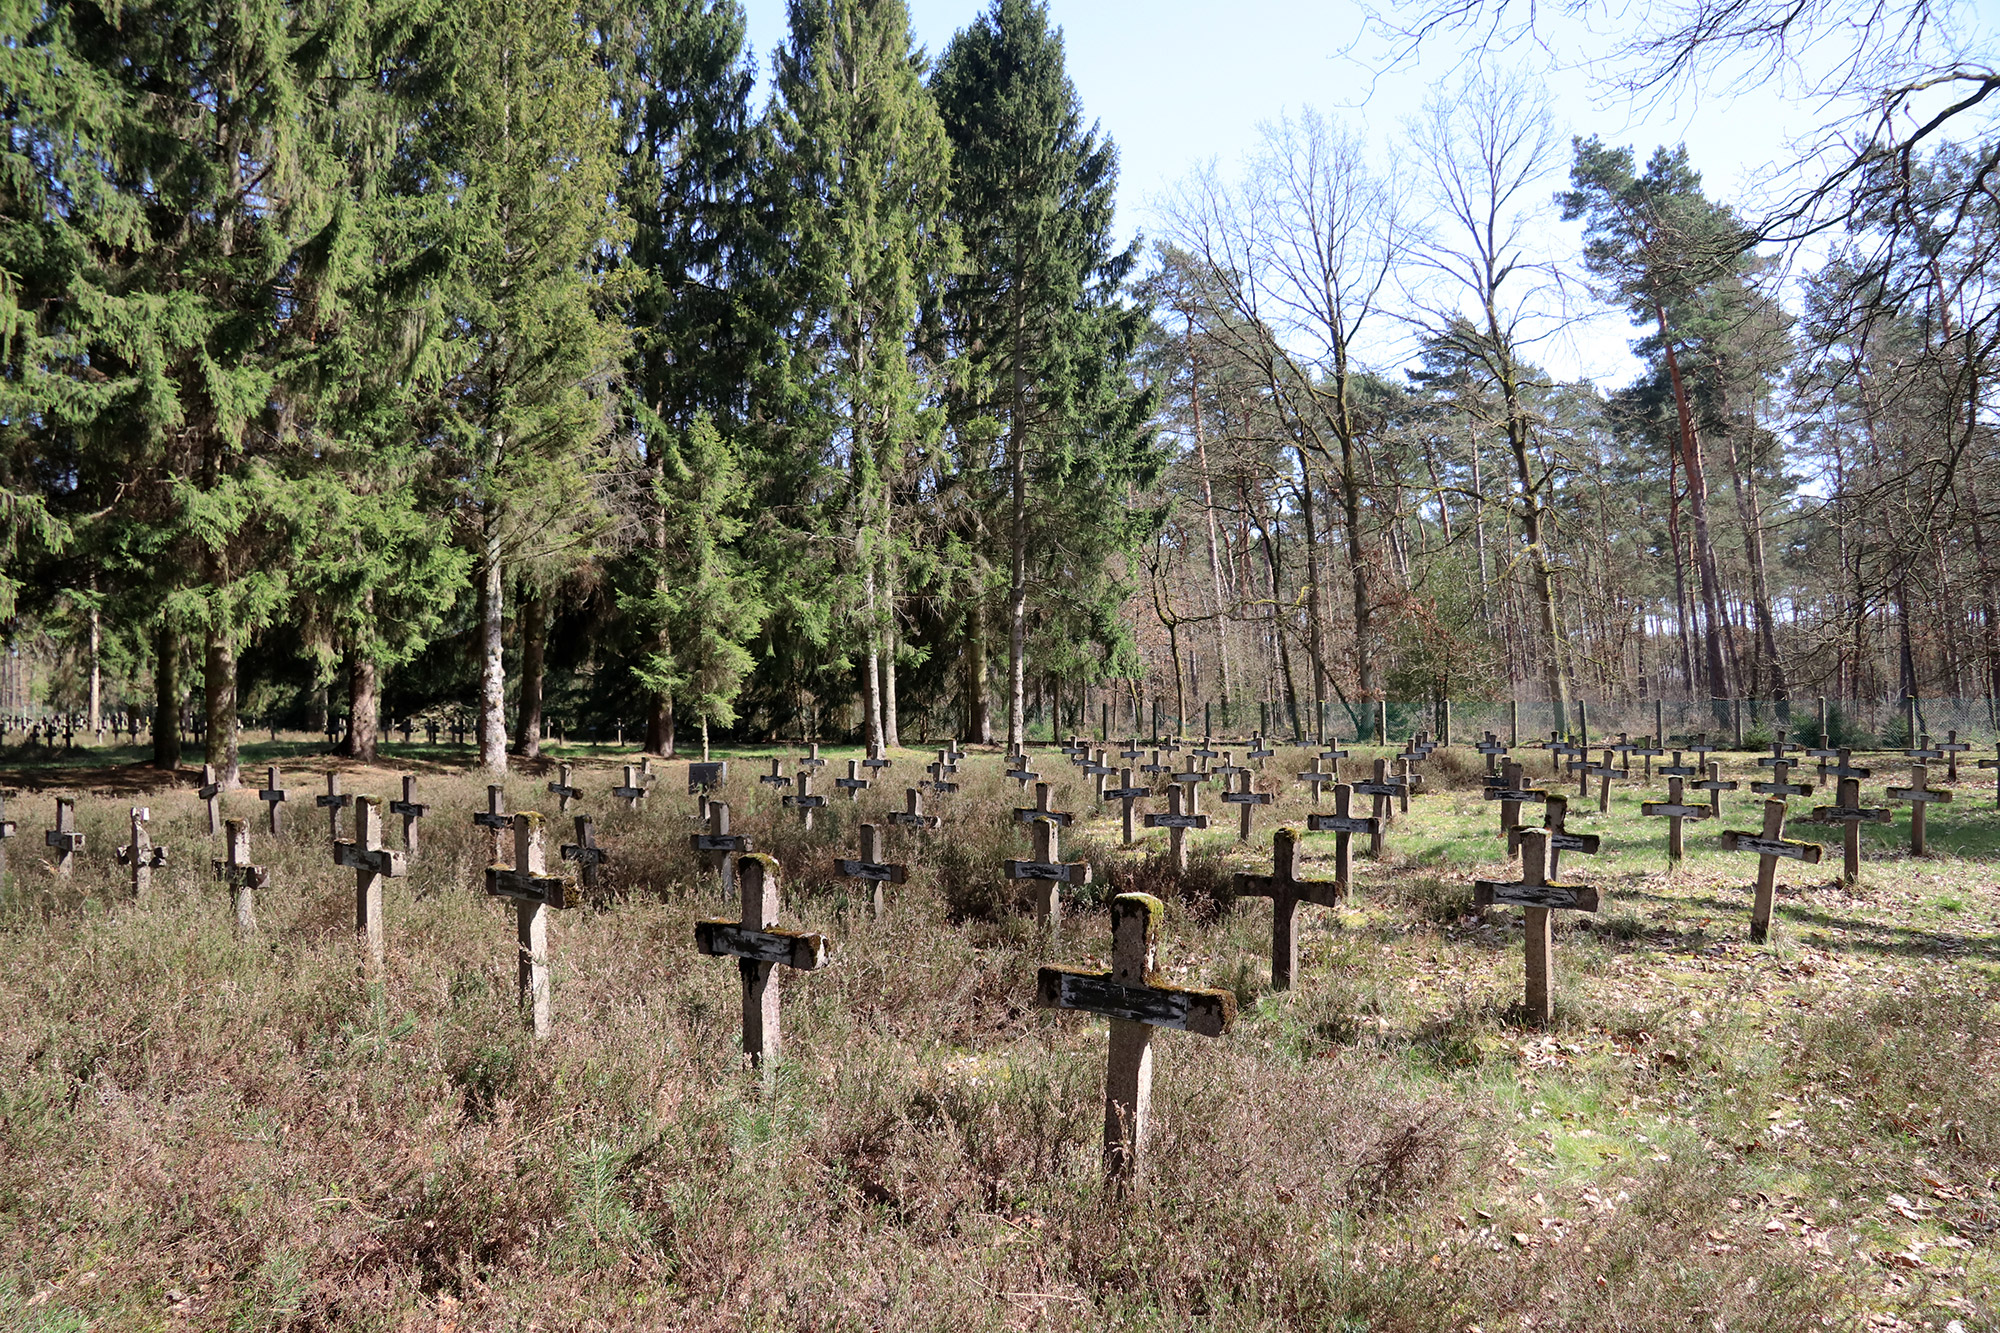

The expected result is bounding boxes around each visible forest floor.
[1,733,1996,1331]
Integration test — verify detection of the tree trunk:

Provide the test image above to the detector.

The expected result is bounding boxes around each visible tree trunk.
[87,590,101,735]
[965,592,993,745]
[477,514,508,774]
[152,619,180,771]
[647,693,675,758]
[1190,344,1234,711]
[1725,400,1791,719]
[347,649,379,762]
[204,621,239,789]
[1006,344,1029,750]
[1656,314,1732,724]
[1294,448,1328,733]
[514,592,546,759]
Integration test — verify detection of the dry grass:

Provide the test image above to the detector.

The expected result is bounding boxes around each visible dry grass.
[0,737,1993,1330]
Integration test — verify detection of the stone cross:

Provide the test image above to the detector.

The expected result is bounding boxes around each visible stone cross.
[1585,748,1621,813]
[1013,780,1075,831]
[1936,729,1970,782]
[1140,749,1170,778]
[689,801,751,900]
[1658,749,1697,781]
[782,768,827,828]
[116,806,167,898]
[1232,827,1341,990]
[610,763,648,811]
[835,759,871,801]
[1034,892,1235,1187]
[1641,776,1711,865]
[197,763,222,836]
[44,797,83,876]
[1629,735,1664,780]
[335,797,407,975]
[317,772,352,844]
[860,746,892,775]
[1305,783,1377,887]
[799,742,826,773]
[1531,791,1601,878]
[1886,761,1952,856]
[1352,759,1402,858]
[687,760,727,822]
[1083,747,1116,800]
[1473,828,1600,1026]
[1979,744,2000,808]
[213,818,267,934]
[1903,732,1944,763]
[695,852,830,1072]
[1246,734,1274,762]
[888,786,941,832]
[1009,783,1091,926]
[1105,768,1148,846]
[1719,798,1823,943]
[925,757,959,794]
[1750,759,1814,800]
[1693,760,1739,818]
[258,766,287,835]
[561,815,608,891]
[1812,775,1890,884]
[1004,749,1039,788]
[1296,758,1336,806]
[1144,783,1209,871]
[1483,760,1547,857]
[547,763,583,813]
[484,812,576,1036]
[1475,733,1508,775]
[1221,768,1271,841]
[389,775,428,856]
[759,757,793,791]
[473,785,510,865]
[833,823,906,919]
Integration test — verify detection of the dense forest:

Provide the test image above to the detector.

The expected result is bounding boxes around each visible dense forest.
[4,0,1998,780]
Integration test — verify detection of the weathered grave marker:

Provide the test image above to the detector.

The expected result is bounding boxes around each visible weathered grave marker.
[1886,762,1952,856]
[1979,744,2000,807]
[1296,758,1336,806]
[834,823,906,919]
[485,813,576,1036]
[1106,768,1148,846]
[690,801,750,899]
[1222,768,1271,841]
[1010,783,1091,926]
[783,768,827,828]
[688,760,726,822]
[1233,827,1341,990]
[1641,775,1710,865]
[335,797,406,975]
[258,767,287,835]
[1531,791,1600,878]
[198,763,222,836]
[317,773,352,844]
[561,815,607,892]
[1473,827,1599,1025]
[800,742,826,773]
[1694,760,1738,818]
[44,797,82,875]
[116,807,167,897]
[1937,729,1970,782]
[473,785,510,865]
[547,763,583,813]
[888,786,941,832]
[1586,748,1621,813]
[1144,783,1209,871]
[1475,732,1508,775]
[925,756,959,794]
[695,853,830,1071]
[1750,758,1814,800]
[1035,893,1235,1187]
[1812,775,1890,884]
[759,758,792,791]
[1483,759,1546,856]
[213,819,267,934]
[835,759,870,801]
[390,775,428,856]
[1353,759,1401,858]
[1305,783,1377,887]
[1719,798,1822,943]
[610,763,648,811]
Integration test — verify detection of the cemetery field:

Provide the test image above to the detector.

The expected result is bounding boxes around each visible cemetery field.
[1,741,1998,1331]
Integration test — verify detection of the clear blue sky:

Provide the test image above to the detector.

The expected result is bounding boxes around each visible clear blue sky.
[739,0,1826,387]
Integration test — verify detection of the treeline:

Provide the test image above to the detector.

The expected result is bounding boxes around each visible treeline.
[3,0,1151,781]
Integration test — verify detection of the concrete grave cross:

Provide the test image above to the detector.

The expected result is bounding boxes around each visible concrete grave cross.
[1658,750,1698,780]
[1247,734,1275,761]
[1719,798,1823,943]
[782,767,828,827]
[1295,758,1336,806]
[1812,775,1891,884]
[1221,768,1271,841]
[1473,827,1600,1026]
[1013,780,1075,830]
[317,772,352,844]
[389,775,429,857]
[1532,792,1601,878]
[212,818,268,935]
[547,763,584,813]
[687,760,727,822]
[695,852,831,1072]
[1827,748,1871,782]
[1904,732,1945,763]
[1750,759,1815,800]
[1628,735,1665,779]
[473,785,511,865]
[1034,892,1236,1188]
[1351,759,1402,857]
[759,758,793,791]
[116,806,167,898]
[799,742,826,772]
[933,747,959,776]
[1305,783,1378,888]
[1143,782,1209,871]
[1120,738,1146,761]
[888,787,941,832]
[1936,729,1971,782]
[561,815,608,891]
[1693,760,1740,819]
[258,767,287,835]
[1141,750,1171,777]
[1105,768,1149,846]
[860,746,892,774]
[1886,761,1952,856]
[925,757,959,794]
[1979,744,2000,808]
[1395,755,1420,814]
[484,813,577,1037]
[198,763,223,836]
[1564,747,1595,796]
[1083,748,1116,800]
[1475,733,1508,774]
[689,801,752,900]
[44,797,83,876]
[1009,784,1092,927]
[835,759,871,801]
[1005,749,1040,787]
[833,823,906,919]
[1585,748,1622,813]
[400,717,413,744]
[1641,776,1711,865]
[611,764,648,811]
[1232,827,1342,990]
[1318,741,1351,765]
[1189,738,1219,760]
[334,797,407,976]
[1483,760,1547,857]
